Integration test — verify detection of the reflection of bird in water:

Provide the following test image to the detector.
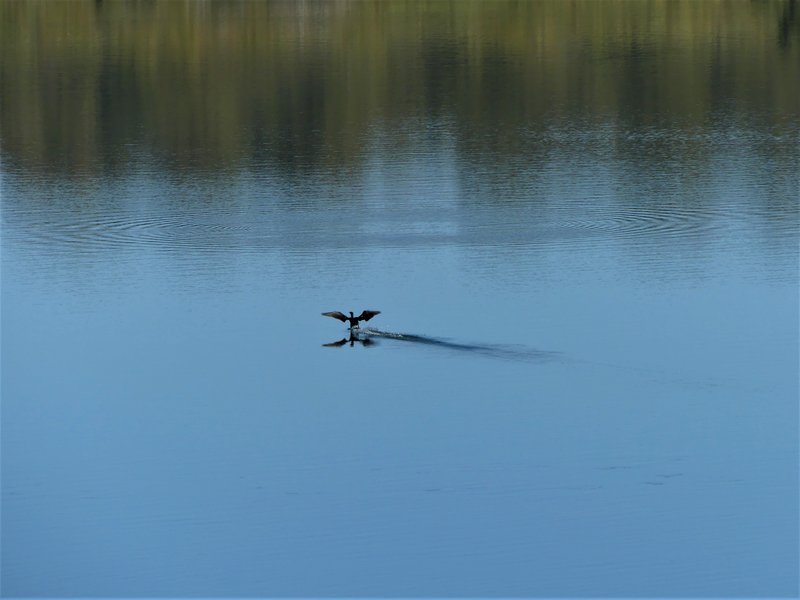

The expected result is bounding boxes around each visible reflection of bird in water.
[323,330,376,348]
[322,310,381,329]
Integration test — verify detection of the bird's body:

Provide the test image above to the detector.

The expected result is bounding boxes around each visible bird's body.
[322,310,381,329]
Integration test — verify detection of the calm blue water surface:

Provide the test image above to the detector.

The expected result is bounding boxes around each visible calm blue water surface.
[2,1,798,597]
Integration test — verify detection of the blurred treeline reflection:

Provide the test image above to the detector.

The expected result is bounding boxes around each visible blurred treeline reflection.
[1,0,797,176]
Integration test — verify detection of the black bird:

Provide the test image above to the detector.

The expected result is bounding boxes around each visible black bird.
[322,310,381,329]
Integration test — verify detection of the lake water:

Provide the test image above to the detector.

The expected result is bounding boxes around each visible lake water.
[1,1,798,597]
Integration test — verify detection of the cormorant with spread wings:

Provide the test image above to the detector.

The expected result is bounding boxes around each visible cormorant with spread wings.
[322,310,381,329]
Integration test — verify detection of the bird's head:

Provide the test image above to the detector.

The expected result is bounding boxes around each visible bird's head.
[349,311,354,318]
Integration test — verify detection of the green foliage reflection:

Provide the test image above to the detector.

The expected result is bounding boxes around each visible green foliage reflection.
[1,0,797,175]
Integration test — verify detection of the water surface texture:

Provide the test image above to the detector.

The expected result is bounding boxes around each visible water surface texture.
[1,1,798,597]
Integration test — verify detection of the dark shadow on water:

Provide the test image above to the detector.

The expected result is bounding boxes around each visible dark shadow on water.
[322,331,378,348]
[322,327,559,363]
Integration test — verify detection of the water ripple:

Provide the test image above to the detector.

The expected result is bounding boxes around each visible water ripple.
[359,328,560,363]
[9,211,262,255]
[558,204,716,240]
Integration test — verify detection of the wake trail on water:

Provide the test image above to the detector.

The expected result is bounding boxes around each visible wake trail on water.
[359,328,560,363]
[348,328,732,391]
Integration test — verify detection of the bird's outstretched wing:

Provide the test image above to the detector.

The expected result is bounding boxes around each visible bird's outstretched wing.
[358,310,381,322]
[322,338,348,347]
[322,311,348,322]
